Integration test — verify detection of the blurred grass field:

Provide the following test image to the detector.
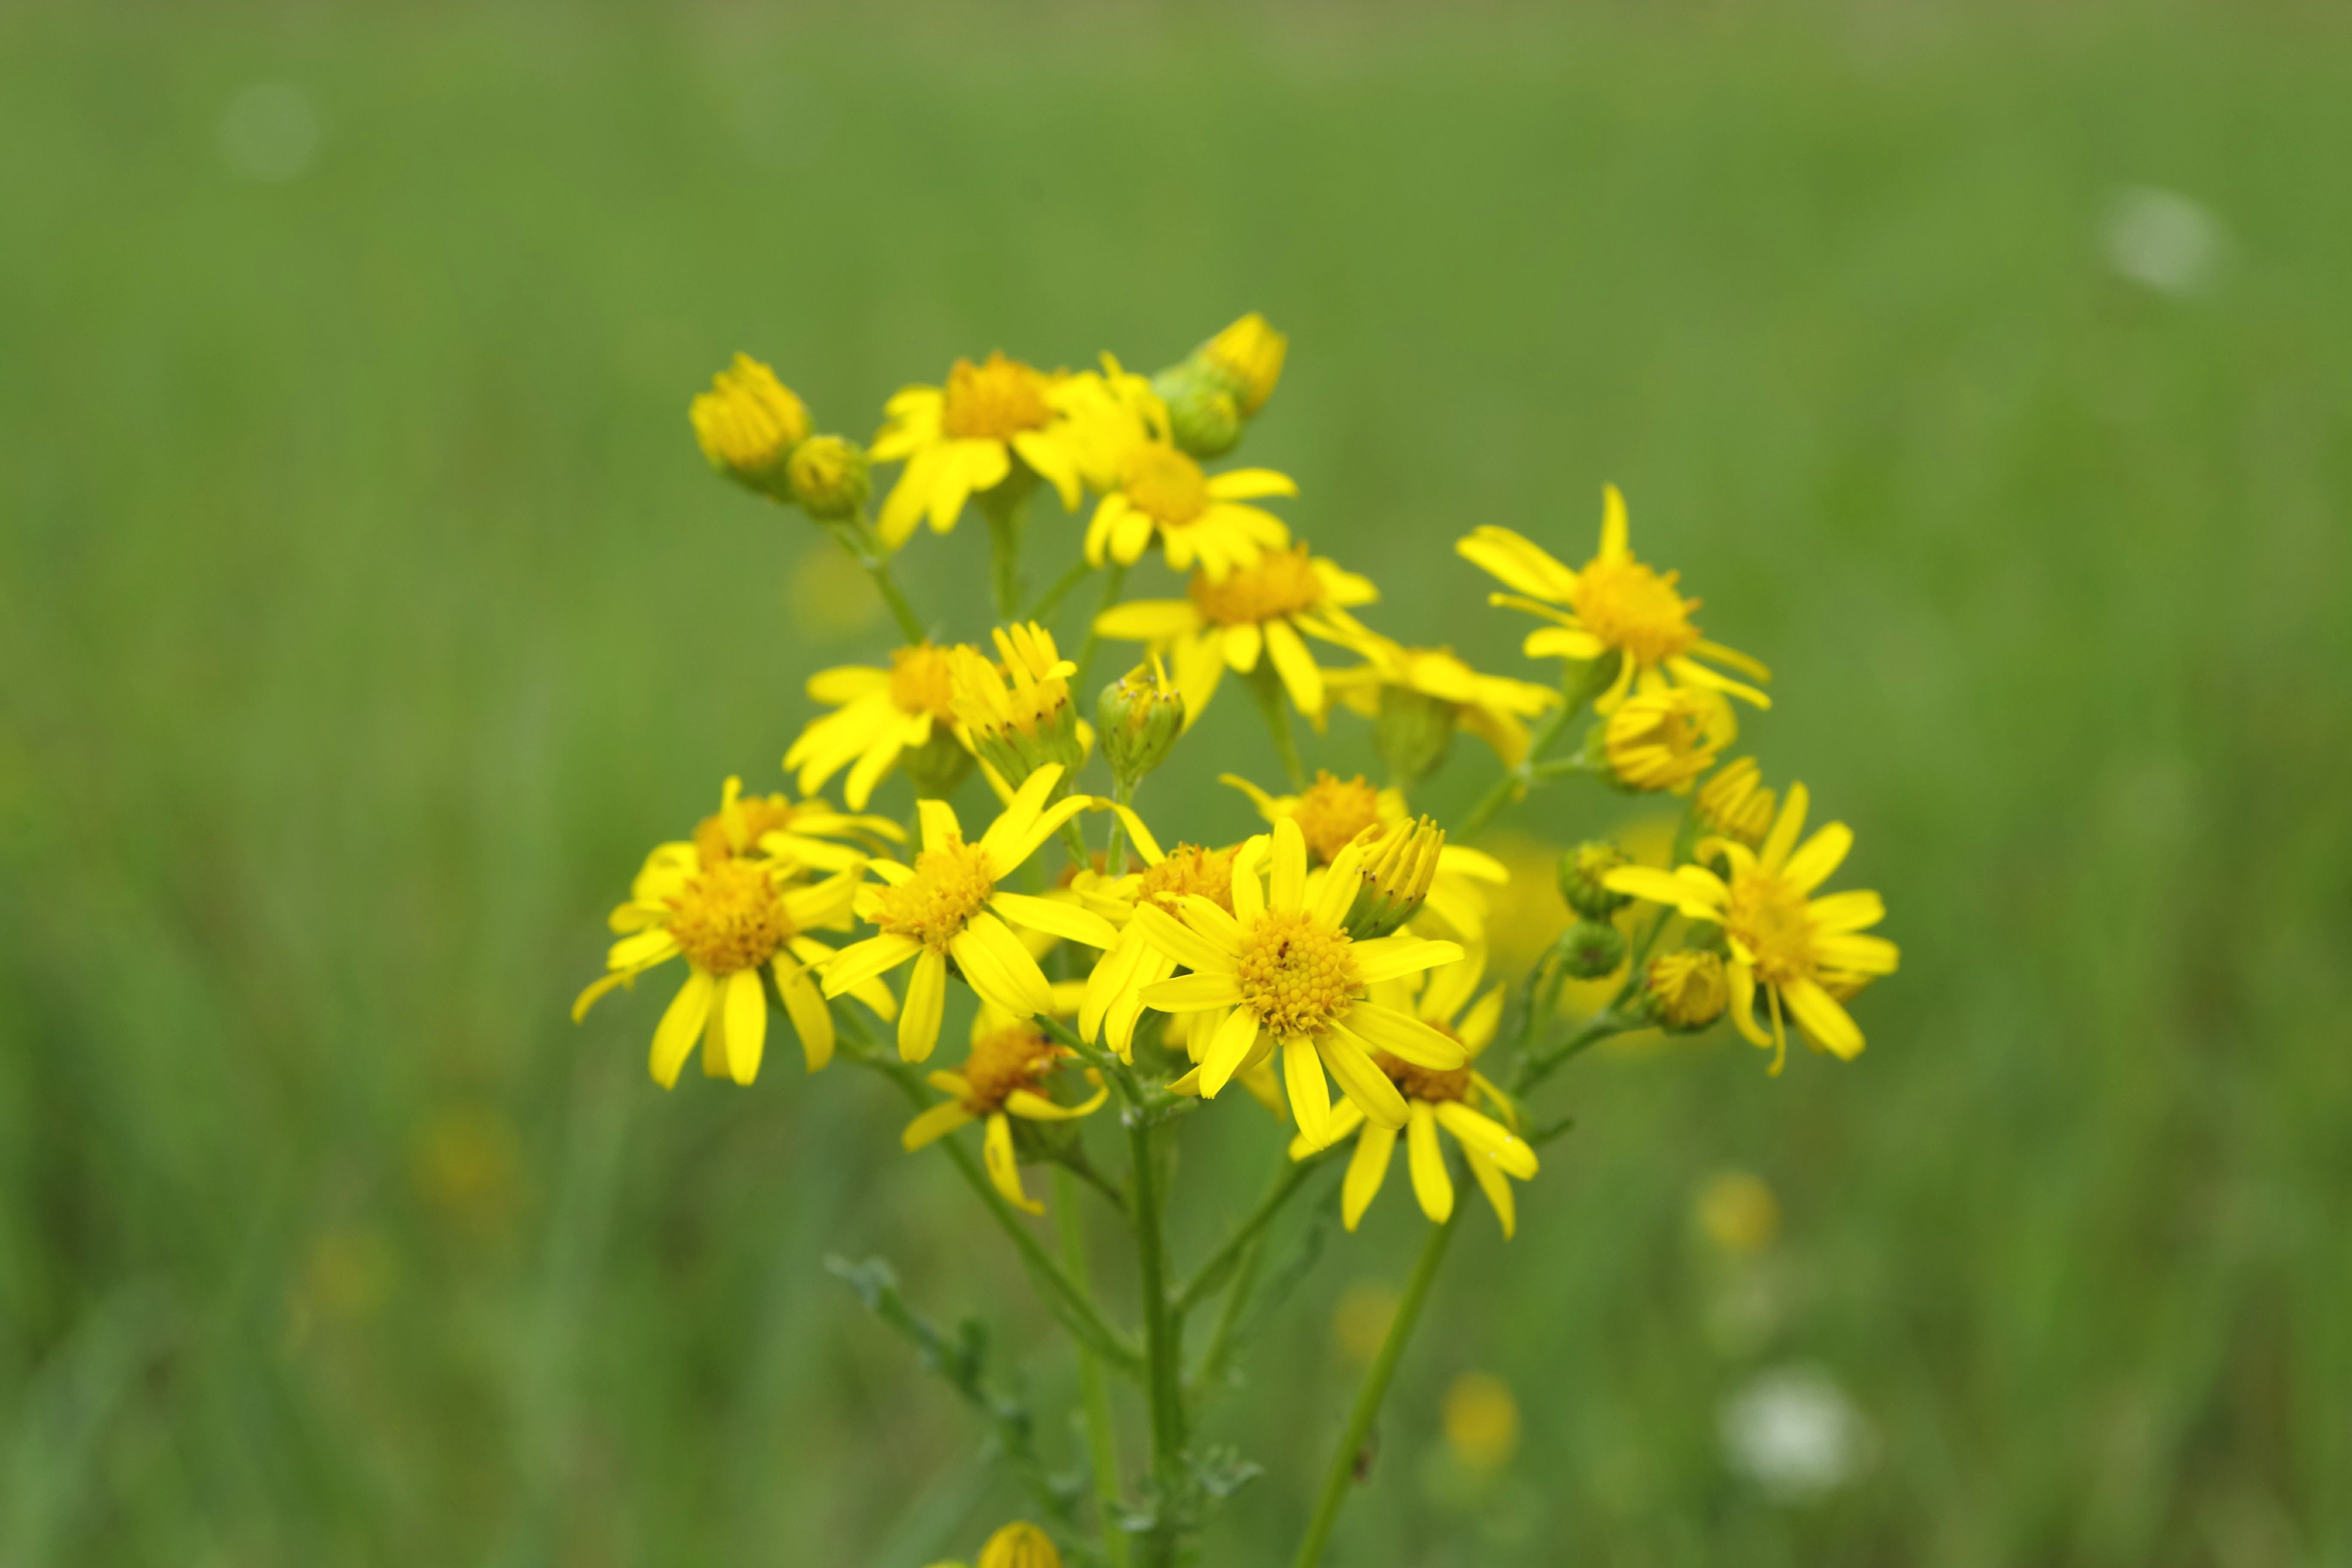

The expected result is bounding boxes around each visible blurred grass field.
[5,2,2351,1564]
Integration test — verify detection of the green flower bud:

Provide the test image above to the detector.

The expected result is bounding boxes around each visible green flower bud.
[1557,919,1627,980]
[784,435,870,520]
[1342,817,1445,940]
[1097,660,1185,785]
[1372,685,1458,787]
[1557,841,1632,919]
[1151,366,1244,459]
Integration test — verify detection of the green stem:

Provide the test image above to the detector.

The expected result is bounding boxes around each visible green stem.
[1172,1152,1332,1316]
[1127,1115,1188,1567]
[1183,1226,1266,1409]
[1055,1170,1130,1568]
[1453,689,1589,840]
[1028,557,1096,624]
[824,516,926,643]
[1290,1207,1461,1568]
[1106,778,1135,879]
[1073,562,1130,695]
[1244,658,1308,790]
[980,484,1032,622]
[1512,1012,1629,1098]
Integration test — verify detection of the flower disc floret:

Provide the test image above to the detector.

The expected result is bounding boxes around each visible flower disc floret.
[1289,772,1384,864]
[1375,1045,1470,1103]
[1187,544,1326,626]
[1237,909,1365,1040]
[874,838,998,952]
[1122,442,1211,526]
[1134,844,1237,915]
[889,643,961,721]
[957,1024,1068,1112]
[665,859,797,975]
[940,352,1055,440]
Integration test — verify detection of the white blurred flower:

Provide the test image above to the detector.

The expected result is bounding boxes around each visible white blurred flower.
[219,83,321,183]
[2102,186,2227,298]
[1718,1364,1874,1502]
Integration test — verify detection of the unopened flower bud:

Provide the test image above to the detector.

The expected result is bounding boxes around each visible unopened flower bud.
[1372,685,1458,787]
[1696,756,1776,847]
[1603,685,1735,793]
[899,726,975,799]
[1646,949,1728,1031]
[1557,841,1632,919]
[1343,816,1445,940]
[784,435,870,520]
[952,624,1085,790]
[1097,659,1185,784]
[977,1519,1062,1568]
[1150,365,1245,459]
[1557,919,1627,980]
[689,353,808,498]
[1197,311,1287,416]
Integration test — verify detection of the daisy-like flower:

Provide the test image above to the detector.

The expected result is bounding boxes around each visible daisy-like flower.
[900,991,1106,1215]
[1457,484,1772,712]
[1220,771,1509,943]
[1082,399,1298,580]
[1077,807,1237,1061]
[1601,675,1737,793]
[689,353,808,494]
[1128,817,1469,1147]
[870,352,1093,548]
[572,781,894,1087]
[689,774,905,872]
[1093,544,1377,725]
[821,765,1115,1062]
[949,622,1086,788]
[786,641,971,810]
[1323,635,1561,769]
[1696,756,1777,846]
[1604,784,1898,1072]
[1287,946,1537,1237]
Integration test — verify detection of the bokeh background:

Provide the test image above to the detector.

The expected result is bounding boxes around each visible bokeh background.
[6,2,2350,1564]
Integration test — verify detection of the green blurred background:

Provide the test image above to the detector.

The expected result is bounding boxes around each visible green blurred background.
[5,2,2350,1564]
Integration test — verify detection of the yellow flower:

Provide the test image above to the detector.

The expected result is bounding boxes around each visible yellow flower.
[689,774,904,873]
[1696,1170,1780,1255]
[1093,545,1377,725]
[785,642,970,810]
[821,765,1114,1062]
[1323,635,1560,768]
[1605,784,1898,1072]
[1697,756,1777,846]
[1443,1373,1523,1471]
[1077,805,1238,1062]
[572,779,893,1087]
[949,622,1085,787]
[901,995,1106,1215]
[978,1520,1063,1568]
[1198,311,1288,416]
[1457,484,1771,712]
[1221,771,1509,943]
[870,352,1092,548]
[690,353,808,490]
[1129,817,1469,1147]
[1287,943,1536,1235]
[1075,377,1298,579]
[1602,676,1737,792]
[1647,948,1730,1030]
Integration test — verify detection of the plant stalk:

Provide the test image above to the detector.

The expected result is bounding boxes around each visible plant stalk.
[1055,1170,1130,1568]
[824,516,926,643]
[1244,658,1308,790]
[1073,562,1130,695]
[1127,1114,1187,1567]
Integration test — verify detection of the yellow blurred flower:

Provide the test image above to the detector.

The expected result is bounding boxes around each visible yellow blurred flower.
[785,642,971,810]
[902,999,1105,1215]
[1094,544,1375,724]
[1083,412,1298,579]
[1458,483,1771,712]
[1647,949,1730,1031]
[1198,311,1288,416]
[1333,1283,1399,1363]
[1697,756,1777,846]
[978,1520,1062,1568]
[1324,636,1560,769]
[870,352,1092,547]
[1696,1170,1781,1255]
[690,353,808,491]
[1443,1373,1523,1471]
[412,1102,521,1233]
[1602,677,1736,792]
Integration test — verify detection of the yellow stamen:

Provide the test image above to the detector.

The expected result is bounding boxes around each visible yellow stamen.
[874,838,997,950]
[1286,772,1383,865]
[1726,871,1817,989]
[1186,544,1324,627]
[956,1024,1070,1114]
[665,859,796,974]
[1373,1043,1470,1103]
[888,642,962,722]
[940,352,1053,441]
[1121,442,1211,527]
[1133,844,1237,915]
[1570,553,1703,668]
[1235,909,1362,1039]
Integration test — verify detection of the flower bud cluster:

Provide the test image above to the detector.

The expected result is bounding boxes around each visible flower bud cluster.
[1097,658,1185,786]
[689,352,873,521]
[1150,312,1288,460]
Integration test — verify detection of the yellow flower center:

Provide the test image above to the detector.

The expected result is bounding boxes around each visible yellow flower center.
[1133,844,1237,916]
[957,1023,1069,1113]
[1724,871,1816,988]
[1570,554,1702,668]
[1120,442,1211,527]
[1234,909,1363,1040]
[940,352,1054,441]
[1186,545,1324,627]
[874,837,998,950]
[1374,1034,1470,1102]
[693,795,805,868]
[1288,772,1383,865]
[888,643,962,723]
[665,859,796,974]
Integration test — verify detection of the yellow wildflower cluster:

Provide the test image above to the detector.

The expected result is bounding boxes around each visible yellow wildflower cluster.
[573,312,1901,1566]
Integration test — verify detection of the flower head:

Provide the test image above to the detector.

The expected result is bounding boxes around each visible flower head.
[822,766,1114,1061]
[1095,545,1375,726]
[1324,635,1560,770]
[1223,771,1509,944]
[1077,804,1239,1061]
[1602,678,1737,793]
[977,1521,1063,1568]
[1458,484,1771,712]
[870,352,1092,547]
[1081,401,1298,580]
[573,779,894,1086]
[1124,817,1469,1146]
[1288,943,1537,1235]
[1197,311,1288,416]
[1697,756,1777,846]
[901,998,1106,1215]
[784,434,870,519]
[691,353,808,495]
[786,642,974,810]
[1648,949,1730,1031]
[1096,656,1186,784]
[1605,784,1898,1072]
[951,623,1086,788]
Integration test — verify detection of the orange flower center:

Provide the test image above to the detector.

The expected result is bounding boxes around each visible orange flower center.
[1724,871,1817,987]
[958,1023,1069,1112]
[1186,544,1324,627]
[1121,442,1211,527]
[1288,772,1383,865]
[874,837,997,951]
[888,643,962,723]
[940,352,1054,441]
[1374,1032,1471,1102]
[1235,909,1361,1040]
[1570,554,1703,668]
[666,859,796,974]
[1134,844,1237,916]
[693,795,805,868]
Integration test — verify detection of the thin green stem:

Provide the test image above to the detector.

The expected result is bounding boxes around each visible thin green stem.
[1106,778,1135,879]
[1453,689,1587,841]
[1127,1114,1187,1568]
[1073,562,1130,695]
[1183,1226,1266,1409]
[1244,658,1308,789]
[1512,1012,1630,1098]
[1290,1207,1461,1568]
[824,516,925,643]
[1028,556,1096,624]
[980,484,1032,622]
[1172,1151,1333,1316]
[1055,1170,1130,1568]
